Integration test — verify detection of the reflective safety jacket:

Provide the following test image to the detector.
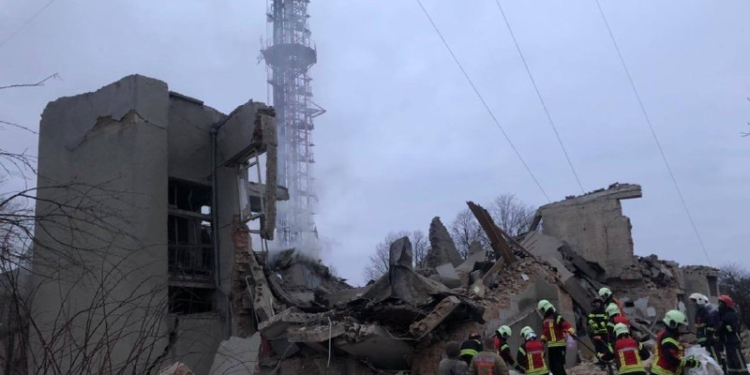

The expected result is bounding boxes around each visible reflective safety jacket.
[541,313,574,348]
[607,315,632,343]
[652,329,686,375]
[613,337,650,374]
[588,309,609,339]
[494,336,522,372]
[460,339,483,364]
[517,340,548,375]
[695,304,720,345]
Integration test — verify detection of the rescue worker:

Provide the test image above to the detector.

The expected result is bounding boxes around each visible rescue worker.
[517,327,548,375]
[538,299,575,375]
[588,297,613,364]
[606,302,631,343]
[652,310,701,375]
[469,336,510,375]
[599,287,625,317]
[610,323,650,375]
[493,326,524,373]
[440,341,469,375]
[689,293,723,367]
[460,332,484,365]
[718,295,749,375]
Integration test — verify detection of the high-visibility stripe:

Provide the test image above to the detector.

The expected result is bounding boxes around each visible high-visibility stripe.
[460,349,478,357]
[662,337,680,346]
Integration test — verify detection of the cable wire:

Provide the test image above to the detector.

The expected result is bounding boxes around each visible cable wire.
[593,0,711,265]
[493,0,585,194]
[415,0,551,202]
[0,0,59,49]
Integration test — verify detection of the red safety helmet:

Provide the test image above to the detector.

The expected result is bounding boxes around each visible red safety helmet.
[718,295,735,308]
[468,332,481,340]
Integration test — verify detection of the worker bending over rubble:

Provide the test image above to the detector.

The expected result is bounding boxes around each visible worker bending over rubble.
[689,293,723,367]
[460,332,484,365]
[652,310,701,375]
[588,297,613,364]
[538,299,575,375]
[469,336,510,375]
[608,323,650,375]
[718,295,748,375]
[494,325,524,373]
[439,341,470,375]
[517,327,548,375]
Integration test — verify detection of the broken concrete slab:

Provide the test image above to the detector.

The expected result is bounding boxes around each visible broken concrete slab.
[208,334,261,375]
[287,322,347,343]
[436,263,462,288]
[410,296,461,339]
[456,242,488,274]
[521,232,564,263]
[467,202,517,264]
[425,217,464,269]
[335,324,414,371]
[390,237,414,270]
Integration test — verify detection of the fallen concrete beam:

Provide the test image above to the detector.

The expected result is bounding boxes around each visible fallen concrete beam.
[409,296,461,340]
[467,201,516,264]
[335,324,414,371]
[436,263,462,288]
[287,322,347,343]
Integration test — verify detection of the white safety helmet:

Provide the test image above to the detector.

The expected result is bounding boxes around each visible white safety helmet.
[599,287,613,300]
[689,293,709,306]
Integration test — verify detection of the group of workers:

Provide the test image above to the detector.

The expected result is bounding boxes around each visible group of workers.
[439,287,748,375]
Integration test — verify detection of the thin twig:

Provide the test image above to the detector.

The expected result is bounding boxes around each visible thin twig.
[0,73,60,90]
[0,120,38,134]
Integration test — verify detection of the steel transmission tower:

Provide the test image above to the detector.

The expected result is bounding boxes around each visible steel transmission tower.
[262,0,324,246]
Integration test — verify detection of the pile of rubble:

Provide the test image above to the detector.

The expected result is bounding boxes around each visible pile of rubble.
[178,183,725,375]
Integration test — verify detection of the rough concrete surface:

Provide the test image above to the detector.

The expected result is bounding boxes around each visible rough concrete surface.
[425,217,464,268]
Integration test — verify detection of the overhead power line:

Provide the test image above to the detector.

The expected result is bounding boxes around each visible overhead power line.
[593,0,711,265]
[414,0,551,202]
[493,0,585,195]
[0,0,59,49]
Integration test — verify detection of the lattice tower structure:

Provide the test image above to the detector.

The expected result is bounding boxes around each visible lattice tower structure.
[262,0,324,245]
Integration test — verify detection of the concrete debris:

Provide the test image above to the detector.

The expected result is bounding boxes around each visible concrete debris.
[208,335,261,375]
[158,363,194,375]
[435,263,462,288]
[424,217,464,268]
[223,183,722,375]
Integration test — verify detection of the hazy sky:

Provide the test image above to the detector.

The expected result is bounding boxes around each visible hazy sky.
[1,0,748,285]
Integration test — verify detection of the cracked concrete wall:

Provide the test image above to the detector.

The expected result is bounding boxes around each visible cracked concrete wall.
[168,95,225,184]
[539,184,641,280]
[32,75,170,374]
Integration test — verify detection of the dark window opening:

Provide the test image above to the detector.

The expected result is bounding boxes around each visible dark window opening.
[169,179,212,213]
[707,276,719,297]
[168,179,214,284]
[169,286,213,315]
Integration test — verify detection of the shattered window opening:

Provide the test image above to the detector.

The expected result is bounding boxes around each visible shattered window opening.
[168,179,215,313]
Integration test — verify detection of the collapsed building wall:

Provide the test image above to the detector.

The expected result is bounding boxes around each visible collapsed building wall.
[535,183,642,280]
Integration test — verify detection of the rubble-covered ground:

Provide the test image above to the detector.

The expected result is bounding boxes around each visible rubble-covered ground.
[189,183,742,375]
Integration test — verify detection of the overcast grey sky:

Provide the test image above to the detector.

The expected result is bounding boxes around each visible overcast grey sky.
[1,0,748,285]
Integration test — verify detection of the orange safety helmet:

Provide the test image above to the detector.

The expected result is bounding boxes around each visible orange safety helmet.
[718,295,735,309]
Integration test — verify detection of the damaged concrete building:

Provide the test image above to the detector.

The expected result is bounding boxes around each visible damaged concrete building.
[29,75,283,375]
[21,76,724,375]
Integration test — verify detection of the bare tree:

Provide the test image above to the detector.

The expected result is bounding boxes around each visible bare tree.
[449,208,487,259]
[719,264,750,329]
[489,194,535,237]
[364,230,429,282]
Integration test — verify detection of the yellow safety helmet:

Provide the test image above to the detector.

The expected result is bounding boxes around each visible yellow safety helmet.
[496,325,512,339]
[520,326,534,338]
[663,310,688,329]
[606,302,621,317]
[613,323,629,338]
[537,299,555,315]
